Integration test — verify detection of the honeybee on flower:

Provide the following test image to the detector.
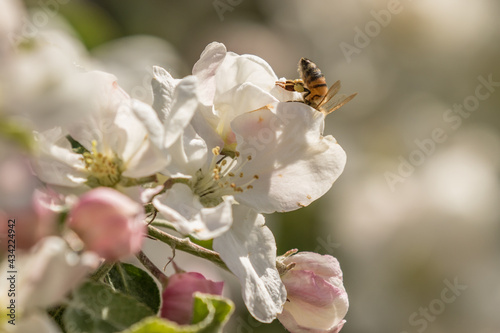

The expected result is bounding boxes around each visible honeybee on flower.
[276,57,357,115]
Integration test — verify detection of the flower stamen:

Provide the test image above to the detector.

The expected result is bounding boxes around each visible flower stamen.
[81,141,123,187]
[193,151,259,207]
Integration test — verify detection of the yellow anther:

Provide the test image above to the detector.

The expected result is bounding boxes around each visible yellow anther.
[81,141,123,187]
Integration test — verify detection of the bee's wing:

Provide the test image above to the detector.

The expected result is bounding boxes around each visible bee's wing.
[319,80,357,115]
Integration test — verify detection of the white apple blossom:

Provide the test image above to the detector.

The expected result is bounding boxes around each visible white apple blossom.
[149,67,235,239]
[152,182,234,240]
[149,43,346,322]
[213,205,287,323]
[31,71,170,194]
[190,42,347,214]
[191,41,301,150]
[0,4,354,331]
[151,42,346,239]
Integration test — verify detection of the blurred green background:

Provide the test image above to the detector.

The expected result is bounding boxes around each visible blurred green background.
[25,0,500,332]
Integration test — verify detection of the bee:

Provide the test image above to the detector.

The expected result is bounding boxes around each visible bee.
[276,58,357,115]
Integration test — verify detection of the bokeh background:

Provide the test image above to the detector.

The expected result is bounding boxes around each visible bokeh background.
[23,0,500,332]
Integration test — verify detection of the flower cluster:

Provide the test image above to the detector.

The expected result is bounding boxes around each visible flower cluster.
[0,1,351,332]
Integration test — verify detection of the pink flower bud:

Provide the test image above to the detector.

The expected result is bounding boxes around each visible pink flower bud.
[68,187,145,261]
[161,272,224,325]
[277,252,348,333]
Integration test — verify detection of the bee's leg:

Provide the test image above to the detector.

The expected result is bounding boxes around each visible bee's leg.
[276,80,298,92]
[291,80,305,93]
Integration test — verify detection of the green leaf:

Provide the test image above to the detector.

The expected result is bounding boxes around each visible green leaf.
[108,263,161,314]
[66,135,89,154]
[192,293,234,333]
[188,237,213,251]
[120,293,234,333]
[63,281,154,333]
[47,305,67,333]
[120,317,196,333]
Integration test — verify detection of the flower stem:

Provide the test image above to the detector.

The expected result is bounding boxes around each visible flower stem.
[136,250,169,287]
[147,225,228,271]
[89,261,115,281]
[150,220,177,230]
[121,175,157,187]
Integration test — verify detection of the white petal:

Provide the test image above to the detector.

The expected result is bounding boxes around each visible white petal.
[122,100,170,178]
[197,196,235,239]
[32,128,87,187]
[216,82,278,120]
[152,183,233,240]
[192,42,227,105]
[231,102,347,213]
[151,65,180,122]
[131,99,165,151]
[66,78,168,179]
[278,311,346,333]
[65,71,131,156]
[214,52,278,99]
[122,138,169,179]
[271,78,304,103]
[140,186,164,204]
[165,125,207,178]
[282,271,348,330]
[109,98,147,163]
[191,106,225,151]
[213,206,286,323]
[163,75,200,148]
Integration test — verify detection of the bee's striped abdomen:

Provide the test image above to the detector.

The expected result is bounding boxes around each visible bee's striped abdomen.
[298,58,328,108]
